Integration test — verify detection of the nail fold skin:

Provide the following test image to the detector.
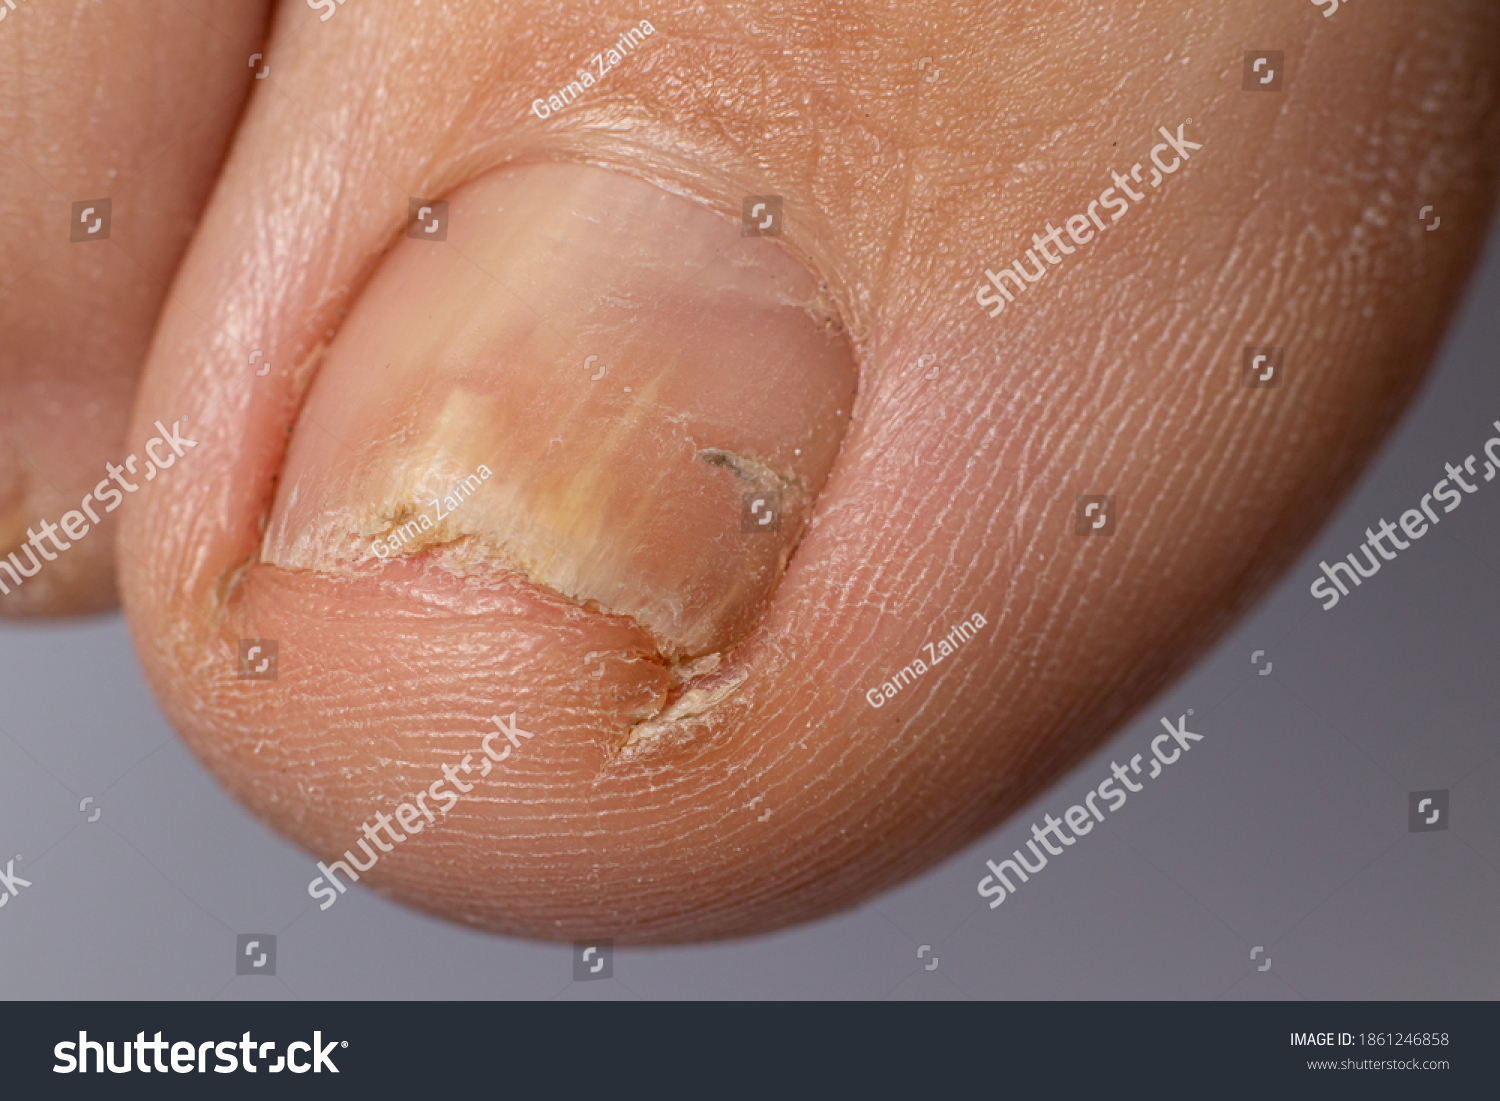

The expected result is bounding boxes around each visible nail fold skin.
[262,164,858,660]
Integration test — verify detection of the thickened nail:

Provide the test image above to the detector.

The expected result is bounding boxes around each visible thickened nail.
[262,164,857,659]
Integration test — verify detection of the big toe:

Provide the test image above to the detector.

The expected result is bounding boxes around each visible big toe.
[120,0,1500,942]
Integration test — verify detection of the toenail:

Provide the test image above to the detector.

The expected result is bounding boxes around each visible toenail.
[261,164,858,659]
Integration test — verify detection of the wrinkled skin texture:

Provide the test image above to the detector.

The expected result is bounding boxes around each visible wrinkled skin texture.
[0,0,270,614]
[83,0,1500,942]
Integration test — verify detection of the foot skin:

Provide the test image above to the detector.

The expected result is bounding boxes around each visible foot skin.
[117,0,1499,943]
[0,0,270,615]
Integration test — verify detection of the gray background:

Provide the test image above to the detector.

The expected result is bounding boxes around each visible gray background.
[2,214,1497,1003]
